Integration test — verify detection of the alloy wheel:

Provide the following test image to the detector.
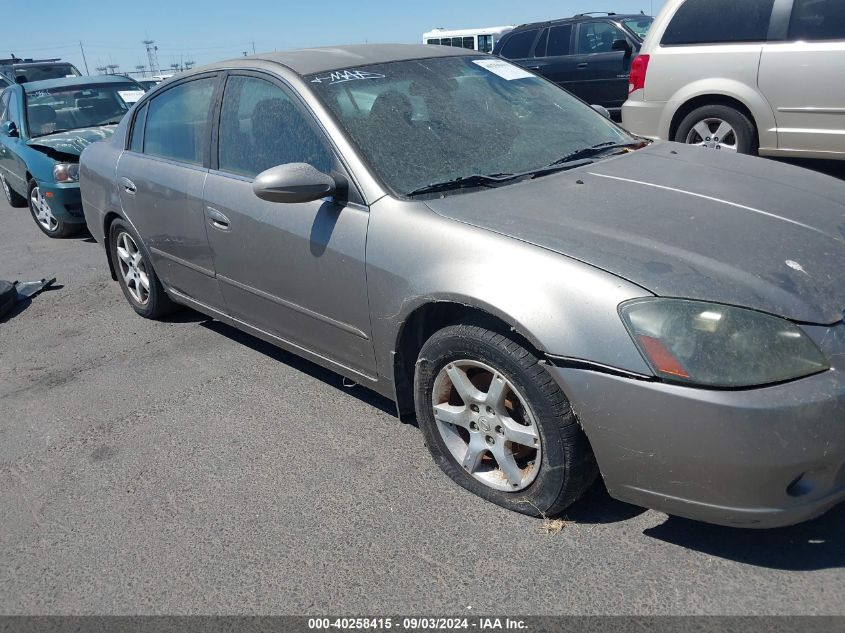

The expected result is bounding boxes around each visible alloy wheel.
[116,231,151,305]
[30,186,59,232]
[1,175,11,202]
[431,359,541,492]
[685,118,738,151]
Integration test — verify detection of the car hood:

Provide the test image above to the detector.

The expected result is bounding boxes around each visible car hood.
[27,126,116,158]
[424,143,845,324]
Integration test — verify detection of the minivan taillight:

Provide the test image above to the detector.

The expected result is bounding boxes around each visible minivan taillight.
[629,54,650,94]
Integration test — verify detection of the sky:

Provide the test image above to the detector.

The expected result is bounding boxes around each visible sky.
[2,0,666,76]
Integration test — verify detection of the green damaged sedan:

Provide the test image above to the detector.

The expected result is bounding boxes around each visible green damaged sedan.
[0,75,144,237]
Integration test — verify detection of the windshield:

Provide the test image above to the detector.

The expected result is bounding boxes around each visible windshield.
[622,16,654,39]
[25,83,136,137]
[308,56,632,196]
[15,63,81,83]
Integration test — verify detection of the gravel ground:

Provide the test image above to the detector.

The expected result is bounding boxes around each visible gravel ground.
[1,162,844,614]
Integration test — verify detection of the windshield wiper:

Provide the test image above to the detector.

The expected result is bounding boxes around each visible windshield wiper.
[406,173,518,197]
[547,141,646,167]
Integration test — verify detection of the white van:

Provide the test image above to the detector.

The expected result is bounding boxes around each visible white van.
[622,0,845,160]
[423,26,514,53]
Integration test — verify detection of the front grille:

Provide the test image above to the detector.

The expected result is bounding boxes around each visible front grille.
[64,202,83,217]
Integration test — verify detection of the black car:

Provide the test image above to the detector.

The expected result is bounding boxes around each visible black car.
[493,12,653,118]
[0,58,82,85]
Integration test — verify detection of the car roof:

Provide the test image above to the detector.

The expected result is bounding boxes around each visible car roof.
[509,13,649,32]
[202,43,475,76]
[12,61,76,68]
[22,74,137,93]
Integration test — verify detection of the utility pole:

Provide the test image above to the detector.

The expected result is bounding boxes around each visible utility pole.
[143,39,160,76]
[107,64,119,75]
[78,41,90,75]
[136,64,146,77]
[252,41,256,54]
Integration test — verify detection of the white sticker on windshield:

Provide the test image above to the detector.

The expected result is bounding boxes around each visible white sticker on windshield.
[310,70,386,84]
[118,90,145,103]
[472,59,533,80]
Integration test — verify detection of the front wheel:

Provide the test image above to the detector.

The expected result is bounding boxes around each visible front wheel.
[1,174,27,208]
[674,105,757,155]
[28,179,79,238]
[414,324,597,517]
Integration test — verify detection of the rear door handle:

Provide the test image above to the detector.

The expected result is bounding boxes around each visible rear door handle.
[119,177,136,194]
[577,62,589,69]
[207,207,231,231]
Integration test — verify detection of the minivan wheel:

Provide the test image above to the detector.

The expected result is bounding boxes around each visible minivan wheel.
[109,218,174,319]
[1,174,27,208]
[675,105,757,155]
[414,324,598,517]
[28,180,78,238]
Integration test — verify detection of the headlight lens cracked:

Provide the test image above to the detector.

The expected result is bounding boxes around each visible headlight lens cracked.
[619,298,829,388]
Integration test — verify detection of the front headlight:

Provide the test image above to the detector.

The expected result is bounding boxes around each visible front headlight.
[619,298,829,388]
[53,163,79,183]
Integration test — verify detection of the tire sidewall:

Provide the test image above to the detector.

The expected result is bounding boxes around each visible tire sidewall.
[676,105,756,155]
[109,218,166,318]
[414,328,571,515]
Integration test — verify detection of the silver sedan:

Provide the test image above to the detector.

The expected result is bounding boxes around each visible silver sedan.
[80,44,845,528]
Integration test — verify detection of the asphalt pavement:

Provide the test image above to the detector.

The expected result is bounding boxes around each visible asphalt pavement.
[1,161,844,614]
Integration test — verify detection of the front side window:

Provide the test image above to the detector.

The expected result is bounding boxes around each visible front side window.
[577,22,627,54]
[24,82,137,137]
[547,24,574,56]
[478,34,494,53]
[143,77,215,165]
[499,29,539,59]
[308,56,632,196]
[218,75,333,178]
[789,0,845,40]
[662,0,775,45]
[0,91,9,123]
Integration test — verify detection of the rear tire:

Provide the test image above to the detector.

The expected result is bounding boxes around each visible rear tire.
[675,104,757,155]
[108,218,175,319]
[28,179,79,238]
[1,174,27,208]
[414,324,598,517]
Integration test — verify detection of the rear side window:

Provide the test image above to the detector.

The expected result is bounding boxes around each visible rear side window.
[499,29,539,59]
[662,0,776,45]
[546,24,573,56]
[789,0,845,40]
[217,75,333,178]
[129,102,147,153]
[144,77,215,165]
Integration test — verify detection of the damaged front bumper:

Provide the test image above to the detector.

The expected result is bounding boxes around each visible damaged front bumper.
[548,330,845,528]
[39,181,85,223]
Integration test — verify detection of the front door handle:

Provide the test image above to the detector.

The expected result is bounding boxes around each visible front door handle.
[119,177,136,194]
[207,207,231,231]
[577,62,589,69]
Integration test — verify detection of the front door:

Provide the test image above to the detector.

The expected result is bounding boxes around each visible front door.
[758,0,845,156]
[0,89,28,198]
[203,72,376,378]
[116,74,226,310]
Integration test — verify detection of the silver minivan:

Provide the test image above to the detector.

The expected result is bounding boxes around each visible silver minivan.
[622,0,845,159]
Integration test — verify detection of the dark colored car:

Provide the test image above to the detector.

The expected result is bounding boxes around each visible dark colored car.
[0,61,82,84]
[0,75,143,237]
[494,12,653,118]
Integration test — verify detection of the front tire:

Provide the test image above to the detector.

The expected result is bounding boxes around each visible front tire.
[675,104,757,155]
[28,179,79,238]
[109,218,174,319]
[1,174,27,208]
[414,324,597,517]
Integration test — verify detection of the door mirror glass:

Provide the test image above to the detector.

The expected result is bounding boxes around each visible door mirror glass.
[591,104,611,119]
[253,163,337,204]
[0,121,18,137]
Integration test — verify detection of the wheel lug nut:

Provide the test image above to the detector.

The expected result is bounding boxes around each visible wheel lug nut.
[485,435,495,446]
[486,406,494,414]
[470,404,479,413]
[469,421,478,431]
[495,425,504,436]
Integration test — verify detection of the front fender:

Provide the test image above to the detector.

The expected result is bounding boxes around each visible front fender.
[365,198,654,383]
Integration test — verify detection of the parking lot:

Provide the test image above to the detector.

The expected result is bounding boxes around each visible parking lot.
[1,155,844,615]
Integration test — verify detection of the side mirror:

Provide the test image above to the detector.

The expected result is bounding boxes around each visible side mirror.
[612,39,633,56]
[0,121,18,137]
[591,104,611,119]
[253,163,339,204]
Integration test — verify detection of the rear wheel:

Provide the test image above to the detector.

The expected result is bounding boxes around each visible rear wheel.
[28,179,79,238]
[414,324,598,517]
[1,174,27,208]
[109,218,175,319]
[675,105,757,155]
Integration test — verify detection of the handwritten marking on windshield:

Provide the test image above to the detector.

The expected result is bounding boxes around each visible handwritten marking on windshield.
[310,70,386,84]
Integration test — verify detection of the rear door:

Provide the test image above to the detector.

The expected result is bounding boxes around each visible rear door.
[758,0,845,155]
[203,72,376,378]
[115,73,226,310]
[496,28,542,72]
[530,24,578,91]
[570,20,634,109]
